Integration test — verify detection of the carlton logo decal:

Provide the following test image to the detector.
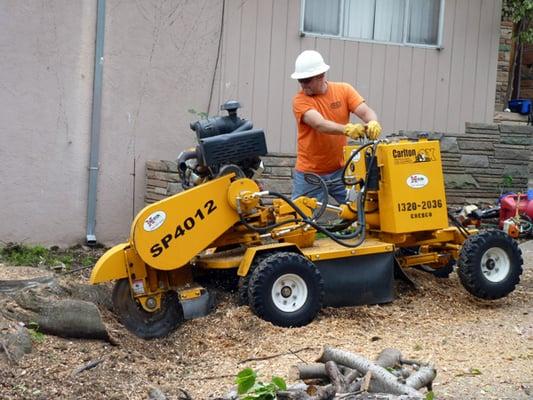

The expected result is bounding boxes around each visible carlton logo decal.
[406,174,429,189]
[392,148,417,158]
[393,148,437,164]
[143,211,166,232]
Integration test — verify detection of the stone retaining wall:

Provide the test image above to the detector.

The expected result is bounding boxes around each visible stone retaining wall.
[146,123,532,208]
[401,123,532,208]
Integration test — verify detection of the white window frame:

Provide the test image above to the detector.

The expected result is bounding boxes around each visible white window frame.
[299,0,445,49]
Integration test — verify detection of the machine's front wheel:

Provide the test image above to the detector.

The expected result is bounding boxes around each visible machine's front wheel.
[112,279,183,339]
[458,230,523,299]
[248,252,324,327]
[237,252,272,306]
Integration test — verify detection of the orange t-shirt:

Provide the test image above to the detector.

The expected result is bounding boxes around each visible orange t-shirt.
[293,82,364,174]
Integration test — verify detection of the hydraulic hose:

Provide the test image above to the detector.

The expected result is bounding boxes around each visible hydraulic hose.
[267,190,367,248]
[238,216,302,234]
[342,141,376,186]
[302,172,328,220]
[241,141,382,248]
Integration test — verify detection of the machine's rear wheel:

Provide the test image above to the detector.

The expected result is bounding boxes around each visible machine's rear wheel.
[248,252,324,327]
[458,230,523,299]
[112,279,183,339]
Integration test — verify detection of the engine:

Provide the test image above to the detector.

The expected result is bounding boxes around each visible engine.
[177,101,267,189]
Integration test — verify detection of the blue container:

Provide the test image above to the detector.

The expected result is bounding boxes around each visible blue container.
[528,188,533,201]
[508,99,532,115]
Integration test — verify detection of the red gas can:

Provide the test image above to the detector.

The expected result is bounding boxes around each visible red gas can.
[499,193,533,227]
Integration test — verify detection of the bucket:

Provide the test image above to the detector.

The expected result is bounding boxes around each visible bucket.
[508,99,532,115]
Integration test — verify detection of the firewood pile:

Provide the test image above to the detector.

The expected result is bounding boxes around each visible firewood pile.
[277,346,436,400]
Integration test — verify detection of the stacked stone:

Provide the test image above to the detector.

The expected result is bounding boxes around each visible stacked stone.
[401,124,532,208]
[255,153,296,204]
[444,123,532,207]
[145,160,181,204]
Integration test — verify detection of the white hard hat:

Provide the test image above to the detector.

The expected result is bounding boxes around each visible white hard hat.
[291,50,330,80]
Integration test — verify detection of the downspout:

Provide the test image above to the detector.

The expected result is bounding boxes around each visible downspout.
[86,0,106,245]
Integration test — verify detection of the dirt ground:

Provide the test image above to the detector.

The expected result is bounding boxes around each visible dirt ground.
[0,240,532,400]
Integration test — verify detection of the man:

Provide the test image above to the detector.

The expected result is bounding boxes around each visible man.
[290,50,382,204]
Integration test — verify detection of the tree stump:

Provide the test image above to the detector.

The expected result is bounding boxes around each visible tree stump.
[0,272,114,348]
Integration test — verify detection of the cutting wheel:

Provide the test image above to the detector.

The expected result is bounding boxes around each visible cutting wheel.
[112,279,183,339]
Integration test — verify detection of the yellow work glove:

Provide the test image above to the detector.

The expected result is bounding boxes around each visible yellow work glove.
[344,123,365,140]
[366,120,382,140]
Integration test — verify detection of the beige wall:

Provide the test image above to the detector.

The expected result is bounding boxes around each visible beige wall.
[0,1,96,244]
[0,0,222,245]
[0,0,504,245]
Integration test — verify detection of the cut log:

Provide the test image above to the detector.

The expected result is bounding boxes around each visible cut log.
[276,391,312,400]
[290,363,329,381]
[317,346,423,398]
[0,276,56,294]
[374,348,402,368]
[405,365,436,390]
[0,323,32,364]
[0,275,114,343]
[325,361,349,393]
[1,289,112,342]
[290,362,352,381]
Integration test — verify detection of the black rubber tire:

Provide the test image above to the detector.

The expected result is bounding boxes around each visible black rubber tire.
[458,230,523,299]
[112,279,183,340]
[415,260,455,278]
[247,252,324,327]
[431,262,455,278]
[237,253,269,306]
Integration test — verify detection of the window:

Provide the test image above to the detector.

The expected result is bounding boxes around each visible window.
[301,0,444,47]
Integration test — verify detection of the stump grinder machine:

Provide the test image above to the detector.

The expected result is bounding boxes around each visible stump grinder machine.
[90,101,524,339]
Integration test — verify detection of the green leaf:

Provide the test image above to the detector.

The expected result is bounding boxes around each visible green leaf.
[271,376,286,390]
[425,392,435,400]
[236,368,256,394]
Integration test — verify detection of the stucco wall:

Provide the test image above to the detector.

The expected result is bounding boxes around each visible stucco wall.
[0,1,96,244]
[0,0,222,245]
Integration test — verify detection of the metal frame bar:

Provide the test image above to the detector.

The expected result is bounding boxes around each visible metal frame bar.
[86,0,106,245]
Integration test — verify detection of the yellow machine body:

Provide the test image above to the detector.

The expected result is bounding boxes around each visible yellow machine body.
[90,243,129,283]
[130,174,257,271]
[377,139,448,233]
[344,145,368,183]
[345,138,448,234]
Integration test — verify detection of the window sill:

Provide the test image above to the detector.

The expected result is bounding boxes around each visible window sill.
[299,31,443,50]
